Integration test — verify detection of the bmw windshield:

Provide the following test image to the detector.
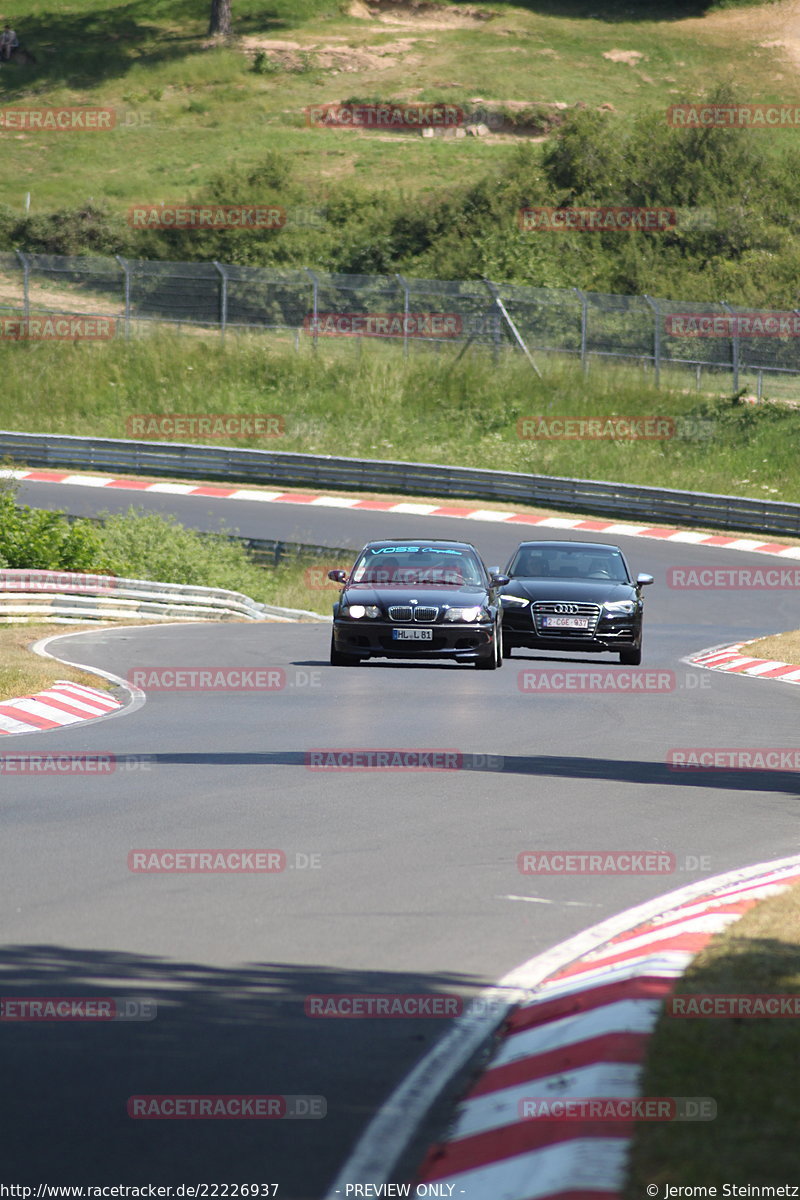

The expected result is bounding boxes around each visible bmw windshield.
[350,544,486,587]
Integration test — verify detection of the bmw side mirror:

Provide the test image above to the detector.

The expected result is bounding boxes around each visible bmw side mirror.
[490,573,510,587]
[636,573,654,587]
[328,569,348,584]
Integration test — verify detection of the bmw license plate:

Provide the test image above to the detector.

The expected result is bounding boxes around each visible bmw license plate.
[393,628,433,640]
[543,616,589,629]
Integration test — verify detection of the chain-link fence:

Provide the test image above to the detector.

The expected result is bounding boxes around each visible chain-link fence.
[1,250,799,395]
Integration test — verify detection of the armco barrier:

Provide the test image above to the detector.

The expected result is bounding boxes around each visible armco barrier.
[1,430,799,537]
[0,569,315,624]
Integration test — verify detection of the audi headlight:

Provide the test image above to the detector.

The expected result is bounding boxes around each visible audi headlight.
[500,594,529,607]
[603,600,636,615]
[444,605,491,623]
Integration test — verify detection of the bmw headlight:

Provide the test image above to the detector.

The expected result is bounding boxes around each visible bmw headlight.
[603,600,636,616]
[444,605,491,623]
[342,604,381,619]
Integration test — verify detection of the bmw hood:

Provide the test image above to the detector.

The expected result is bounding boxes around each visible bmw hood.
[342,583,488,609]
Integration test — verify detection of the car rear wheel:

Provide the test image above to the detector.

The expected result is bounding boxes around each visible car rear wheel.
[619,646,642,665]
[330,632,360,666]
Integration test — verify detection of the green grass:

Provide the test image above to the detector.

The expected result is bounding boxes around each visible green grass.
[0,329,797,502]
[625,881,800,1189]
[0,621,116,698]
[0,0,796,217]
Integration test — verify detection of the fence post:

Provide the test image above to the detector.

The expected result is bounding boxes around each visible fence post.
[213,261,228,345]
[305,268,319,353]
[115,255,131,339]
[15,250,30,319]
[395,273,410,360]
[643,295,661,387]
[722,302,739,392]
[482,278,542,378]
[573,287,587,375]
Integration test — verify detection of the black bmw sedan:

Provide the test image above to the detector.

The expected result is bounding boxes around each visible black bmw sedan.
[328,539,508,669]
[499,540,653,665]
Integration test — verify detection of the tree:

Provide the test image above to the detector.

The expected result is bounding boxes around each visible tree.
[208,0,232,37]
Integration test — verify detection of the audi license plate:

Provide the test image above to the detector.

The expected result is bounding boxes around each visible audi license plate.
[393,628,433,640]
[543,615,589,629]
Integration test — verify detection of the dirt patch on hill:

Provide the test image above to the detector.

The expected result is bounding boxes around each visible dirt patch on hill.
[603,48,645,66]
[347,0,494,29]
[240,33,423,72]
[677,0,800,70]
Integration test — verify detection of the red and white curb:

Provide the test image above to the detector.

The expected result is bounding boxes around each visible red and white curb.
[8,469,800,560]
[0,679,122,735]
[325,857,800,1199]
[687,642,800,686]
[411,862,800,1198]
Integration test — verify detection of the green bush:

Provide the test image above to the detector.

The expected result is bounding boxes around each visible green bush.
[0,490,109,571]
[96,508,270,599]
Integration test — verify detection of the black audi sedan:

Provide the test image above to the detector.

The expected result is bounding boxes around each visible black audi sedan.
[499,540,653,664]
[328,539,508,669]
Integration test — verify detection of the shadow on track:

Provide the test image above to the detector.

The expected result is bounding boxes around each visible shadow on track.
[0,945,488,1194]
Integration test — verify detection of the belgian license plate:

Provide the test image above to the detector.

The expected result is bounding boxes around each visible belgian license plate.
[393,628,433,641]
[543,616,589,629]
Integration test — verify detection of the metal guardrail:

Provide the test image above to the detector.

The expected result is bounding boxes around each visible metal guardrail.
[1,430,798,539]
[0,568,325,624]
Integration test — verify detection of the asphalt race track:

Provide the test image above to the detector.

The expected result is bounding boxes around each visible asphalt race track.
[1,478,799,1197]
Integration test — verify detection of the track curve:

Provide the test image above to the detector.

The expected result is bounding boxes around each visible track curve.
[1,478,798,1196]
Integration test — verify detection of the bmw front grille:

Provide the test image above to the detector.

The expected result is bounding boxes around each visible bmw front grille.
[388,605,439,622]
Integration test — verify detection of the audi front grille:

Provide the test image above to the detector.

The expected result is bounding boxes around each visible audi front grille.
[531,601,601,637]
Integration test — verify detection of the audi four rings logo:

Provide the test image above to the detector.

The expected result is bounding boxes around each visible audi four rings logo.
[554,604,580,613]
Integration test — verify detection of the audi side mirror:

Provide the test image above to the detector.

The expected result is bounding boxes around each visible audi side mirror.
[490,573,510,587]
[636,573,654,587]
[328,569,348,584]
